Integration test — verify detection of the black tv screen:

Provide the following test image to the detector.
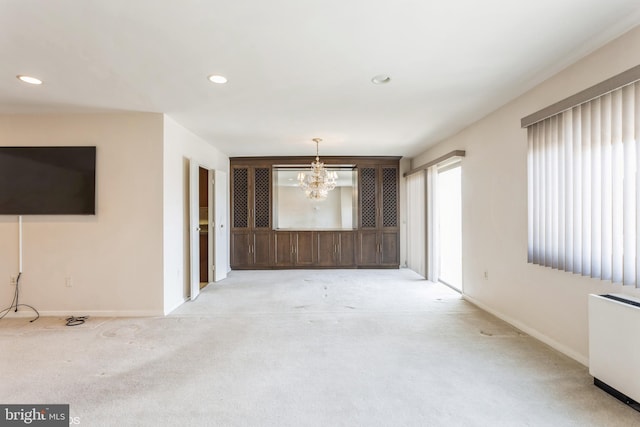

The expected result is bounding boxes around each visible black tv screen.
[0,146,96,215]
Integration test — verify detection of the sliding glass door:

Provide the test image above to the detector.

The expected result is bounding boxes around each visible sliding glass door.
[406,155,463,291]
[436,165,461,290]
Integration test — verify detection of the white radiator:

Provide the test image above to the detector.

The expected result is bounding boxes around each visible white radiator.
[589,293,640,406]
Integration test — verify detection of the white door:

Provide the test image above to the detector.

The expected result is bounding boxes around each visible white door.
[214,170,228,281]
[189,159,201,301]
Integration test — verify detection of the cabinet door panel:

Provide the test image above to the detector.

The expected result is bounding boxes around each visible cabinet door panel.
[253,168,271,229]
[338,232,355,267]
[231,232,250,267]
[380,231,399,266]
[381,167,399,228]
[295,232,316,266]
[317,232,336,267]
[360,167,378,229]
[232,168,249,229]
[253,232,272,267]
[274,232,293,267]
[357,231,379,266]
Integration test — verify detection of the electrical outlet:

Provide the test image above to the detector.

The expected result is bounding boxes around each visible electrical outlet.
[483,270,489,280]
[65,276,72,288]
[9,276,17,286]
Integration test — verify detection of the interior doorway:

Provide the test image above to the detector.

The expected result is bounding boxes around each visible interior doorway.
[190,161,213,300]
[189,161,228,301]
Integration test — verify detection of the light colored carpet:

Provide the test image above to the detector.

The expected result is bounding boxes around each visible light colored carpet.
[1,269,638,426]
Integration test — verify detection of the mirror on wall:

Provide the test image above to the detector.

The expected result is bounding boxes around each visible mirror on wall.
[273,166,358,230]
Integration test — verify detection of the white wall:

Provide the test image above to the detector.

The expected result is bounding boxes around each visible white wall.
[162,116,229,314]
[0,113,165,316]
[411,25,640,365]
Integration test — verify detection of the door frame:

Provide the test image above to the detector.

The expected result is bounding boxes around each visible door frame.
[426,159,463,292]
[189,161,229,301]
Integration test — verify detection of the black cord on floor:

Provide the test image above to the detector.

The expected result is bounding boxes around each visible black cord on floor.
[0,273,40,323]
[65,316,88,326]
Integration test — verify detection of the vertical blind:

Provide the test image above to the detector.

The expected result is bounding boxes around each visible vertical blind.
[527,81,640,287]
[426,165,439,282]
[406,171,426,277]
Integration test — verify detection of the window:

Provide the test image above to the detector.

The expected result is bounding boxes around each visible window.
[526,78,640,287]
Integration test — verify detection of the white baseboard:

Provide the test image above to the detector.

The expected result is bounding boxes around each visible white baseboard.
[164,297,189,315]
[462,294,589,367]
[2,309,163,318]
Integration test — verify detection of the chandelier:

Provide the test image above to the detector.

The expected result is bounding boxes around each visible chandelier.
[297,138,338,201]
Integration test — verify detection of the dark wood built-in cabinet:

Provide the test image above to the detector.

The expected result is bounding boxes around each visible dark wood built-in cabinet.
[230,156,400,269]
[230,166,272,269]
[357,165,400,267]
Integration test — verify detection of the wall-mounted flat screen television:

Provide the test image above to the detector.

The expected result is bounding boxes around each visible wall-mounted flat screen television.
[0,146,96,215]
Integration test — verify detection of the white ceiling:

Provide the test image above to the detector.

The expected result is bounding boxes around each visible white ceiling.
[2,1,640,158]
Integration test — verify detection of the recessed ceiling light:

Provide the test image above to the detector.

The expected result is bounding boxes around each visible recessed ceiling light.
[208,74,228,84]
[17,75,43,85]
[371,74,391,85]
